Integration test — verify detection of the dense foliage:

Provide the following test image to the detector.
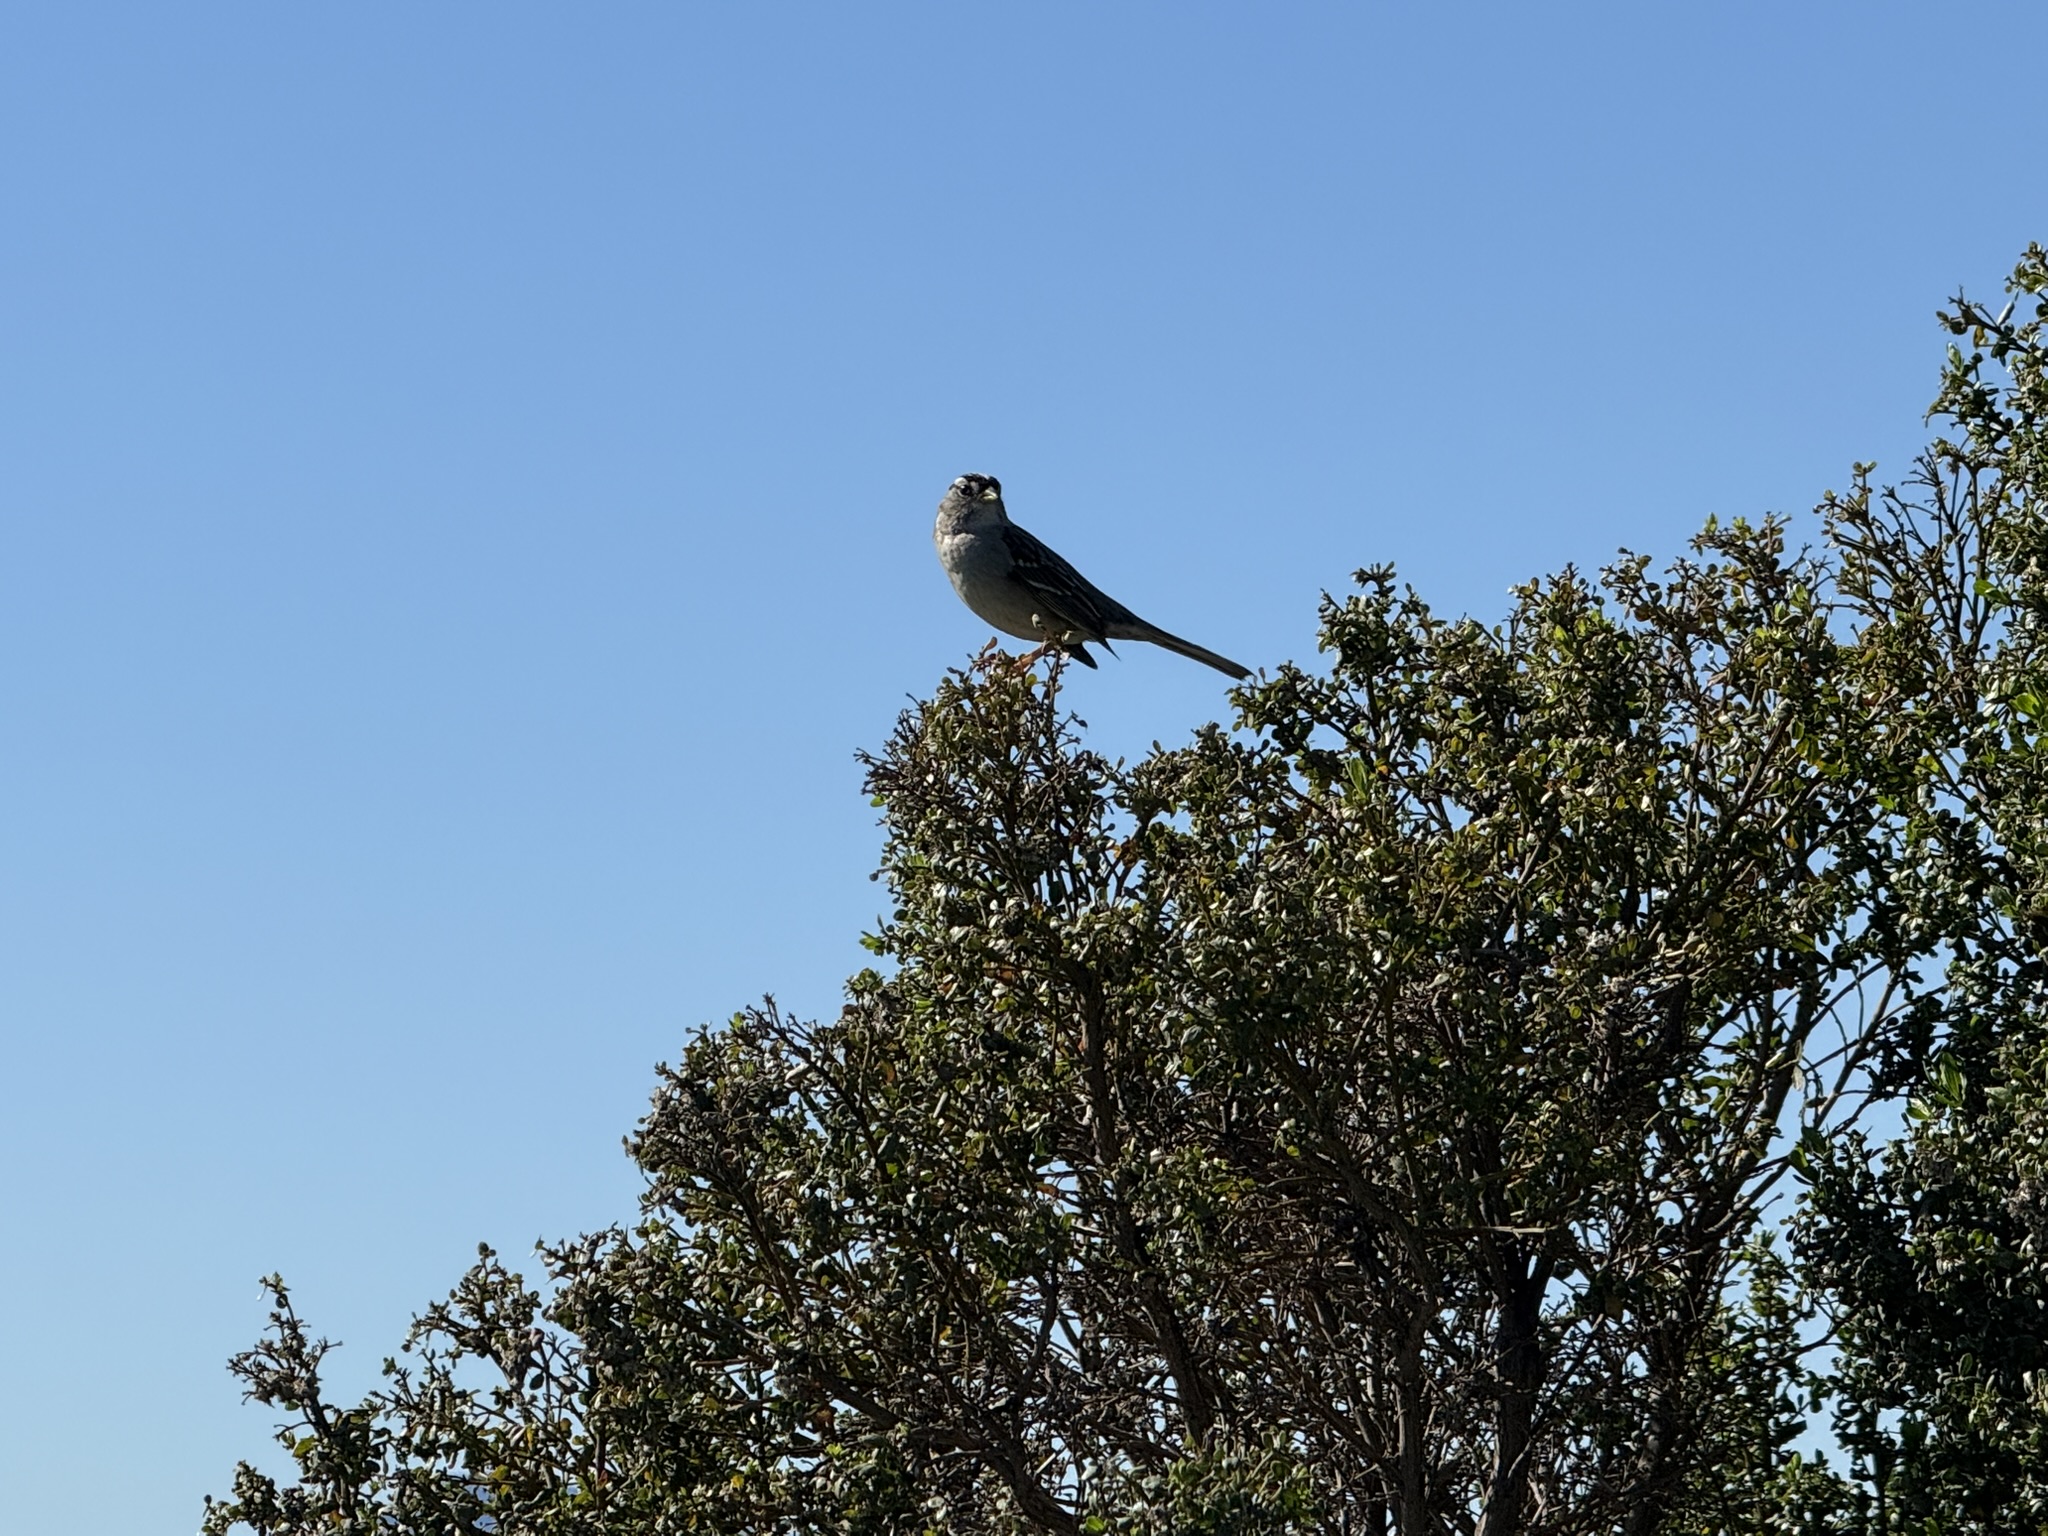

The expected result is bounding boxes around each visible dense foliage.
[1788,243,2048,1531]
[207,248,2048,1535]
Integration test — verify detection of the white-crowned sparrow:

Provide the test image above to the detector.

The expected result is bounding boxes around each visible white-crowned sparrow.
[933,473,1251,680]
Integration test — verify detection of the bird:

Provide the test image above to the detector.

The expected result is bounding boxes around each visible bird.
[932,473,1252,681]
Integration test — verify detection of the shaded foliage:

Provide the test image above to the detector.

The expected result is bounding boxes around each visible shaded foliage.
[206,248,2048,1535]
[1786,244,2048,1532]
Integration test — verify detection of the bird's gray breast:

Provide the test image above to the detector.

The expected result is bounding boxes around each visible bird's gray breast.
[935,522,1068,642]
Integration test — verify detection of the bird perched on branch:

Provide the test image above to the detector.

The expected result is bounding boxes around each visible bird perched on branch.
[932,473,1252,680]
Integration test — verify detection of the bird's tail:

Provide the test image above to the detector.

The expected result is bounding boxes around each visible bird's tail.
[1134,624,1252,681]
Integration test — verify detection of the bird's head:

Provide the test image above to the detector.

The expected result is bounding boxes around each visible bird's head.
[937,472,1007,530]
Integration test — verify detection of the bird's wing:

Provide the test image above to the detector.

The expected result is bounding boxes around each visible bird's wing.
[999,523,1136,641]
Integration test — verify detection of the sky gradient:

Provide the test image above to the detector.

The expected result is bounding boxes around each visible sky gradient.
[2,5,2044,1529]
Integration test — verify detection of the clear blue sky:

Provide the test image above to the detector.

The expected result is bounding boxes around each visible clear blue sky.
[1,5,2041,1528]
